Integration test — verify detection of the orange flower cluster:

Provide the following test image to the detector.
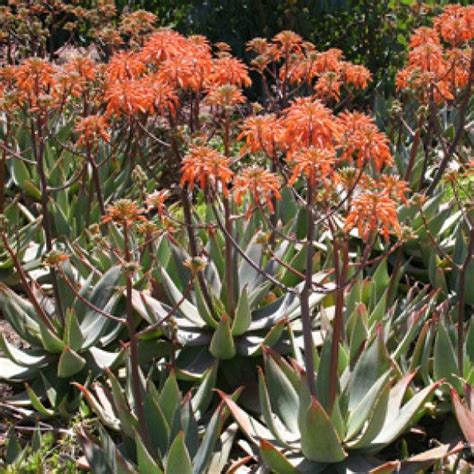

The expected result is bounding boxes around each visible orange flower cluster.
[102,199,146,226]
[337,112,393,171]
[239,114,283,157]
[344,191,402,242]
[287,147,335,187]
[75,115,110,147]
[180,146,234,195]
[233,167,281,215]
[281,97,340,153]
[246,33,371,102]
[102,28,251,118]
[146,190,170,216]
[396,4,473,104]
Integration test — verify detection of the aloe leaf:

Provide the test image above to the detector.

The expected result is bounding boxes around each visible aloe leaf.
[160,268,204,327]
[450,387,474,444]
[25,383,55,417]
[264,349,299,434]
[159,371,182,426]
[191,363,217,417]
[135,431,163,474]
[88,347,124,371]
[346,371,391,441]
[0,283,40,346]
[300,397,346,463]
[144,384,169,457]
[57,347,86,378]
[260,440,298,474]
[369,381,440,450]
[192,405,226,474]
[193,282,218,329]
[348,327,390,414]
[348,308,368,365]
[210,315,236,360]
[80,265,122,348]
[216,389,274,444]
[64,309,84,351]
[166,432,192,474]
[108,370,138,438]
[258,367,297,445]
[346,382,390,449]
[0,333,49,368]
[73,383,120,430]
[232,286,251,335]
[39,323,65,353]
[316,336,333,412]
[434,322,460,391]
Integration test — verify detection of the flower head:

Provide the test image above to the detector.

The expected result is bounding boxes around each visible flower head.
[344,191,401,242]
[239,114,283,156]
[180,146,233,195]
[233,166,281,215]
[103,199,146,226]
[287,146,336,186]
[75,115,110,147]
[146,190,170,216]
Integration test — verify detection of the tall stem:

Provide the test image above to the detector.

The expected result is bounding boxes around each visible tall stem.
[32,117,64,324]
[223,113,235,317]
[328,235,349,411]
[181,189,218,321]
[300,179,317,396]
[223,196,235,317]
[123,222,151,451]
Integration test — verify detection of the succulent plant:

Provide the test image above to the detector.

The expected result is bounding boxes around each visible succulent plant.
[76,366,238,473]
[0,263,126,417]
[219,329,444,472]
[152,205,328,381]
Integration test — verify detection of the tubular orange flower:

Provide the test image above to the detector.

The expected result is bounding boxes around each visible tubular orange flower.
[434,5,474,46]
[315,72,342,101]
[105,79,154,117]
[75,115,110,147]
[141,75,179,115]
[378,176,410,204]
[312,49,344,75]
[140,29,189,65]
[180,146,233,195]
[287,146,336,187]
[239,114,283,156]
[207,57,251,88]
[106,51,146,83]
[57,56,97,99]
[273,30,303,55]
[14,58,56,93]
[233,166,281,215]
[342,63,372,90]
[344,191,401,242]
[282,97,340,153]
[157,40,212,92]
[205,84,246,108]
[102,199,147,226]
[337,111,393,171]
[146,190,170,216]
[119,10,157,38]
[409,27,440,49]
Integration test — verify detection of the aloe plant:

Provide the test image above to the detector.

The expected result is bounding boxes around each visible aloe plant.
[76,366,236,473]
[152,206,328,380]
[219,329,443,472]
[0,258,126,417]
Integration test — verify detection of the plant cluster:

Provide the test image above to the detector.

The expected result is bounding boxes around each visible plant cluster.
[0,2,473,473]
